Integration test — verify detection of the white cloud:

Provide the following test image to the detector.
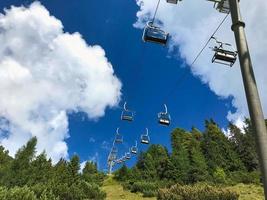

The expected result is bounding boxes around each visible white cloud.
[0,2,121,161]
[134,0,267,124]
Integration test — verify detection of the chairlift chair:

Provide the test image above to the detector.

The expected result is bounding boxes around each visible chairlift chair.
[158,104,171,126]
[141,128,150,144]
[121,102,134,121]
[108,153,116,162]
[143,22,169,45]
[211,37,237,67]
[125,151,131,160]
[207,0,230,14]
[111,146,118,154]
[166,0,181,4]
[115,128,123,144]
[215,0,230,14]
[131,141,138,154]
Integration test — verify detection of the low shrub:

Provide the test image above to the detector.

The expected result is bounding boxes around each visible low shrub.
[131,181,158,193]
[158,183,239,200]
[0,186,37,200]
[228,171,261,185]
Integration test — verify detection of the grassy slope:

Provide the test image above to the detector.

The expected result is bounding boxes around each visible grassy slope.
[227,184,264,200]
[102,175,156,200]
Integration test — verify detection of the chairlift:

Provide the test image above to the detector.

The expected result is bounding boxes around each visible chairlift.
[125,151,131,160]
[122,156,126,162]
[115,128,123,144]
[131,141,138,154]
[121,102,134,121]
[141,128,150,144]
[117,159,123,164]
[143,22,169,45]
[111,146,118,154]
[158,104,171,126]
[108,152,116,162]
[211,37,237,67]
[166,0,181,4]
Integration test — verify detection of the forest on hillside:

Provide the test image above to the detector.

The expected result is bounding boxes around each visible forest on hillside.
[114,119,267,199]
[0,137,106,200]
[0,119,266,200]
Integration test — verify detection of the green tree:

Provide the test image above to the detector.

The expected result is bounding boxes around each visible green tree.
[188,128,209,183]
[0,146,12,184]
[170,128,191,183]
[202,120,244,173]
[68,155,80,184]
[28,152,52,186]
[7,137,37,187]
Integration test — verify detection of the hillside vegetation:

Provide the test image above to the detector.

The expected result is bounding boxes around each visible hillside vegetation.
[0,137,106,200]
[114,119,267,199]
[102,175,156,200]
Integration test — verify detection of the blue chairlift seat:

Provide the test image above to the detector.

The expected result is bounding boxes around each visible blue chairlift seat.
[212,46,237,67]
[143,22,169,45]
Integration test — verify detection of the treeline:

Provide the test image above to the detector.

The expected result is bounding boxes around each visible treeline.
[0,137,106,200]
[115,119,266,198]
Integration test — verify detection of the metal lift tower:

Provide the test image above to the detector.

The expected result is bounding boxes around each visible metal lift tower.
[208,0,267,198]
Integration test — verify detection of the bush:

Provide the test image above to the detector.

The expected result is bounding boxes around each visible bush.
[130,181,158,193]
[0,186,37,200]
[228,171,261,185]
[143,189,157,197]
[158,183,239,200]
[213,168,227,184]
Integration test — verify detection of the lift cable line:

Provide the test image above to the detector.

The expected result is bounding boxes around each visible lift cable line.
[142,12,230,129]
[162,12,230,102]
[152,0,161,24]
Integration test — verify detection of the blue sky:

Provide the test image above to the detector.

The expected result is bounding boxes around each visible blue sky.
[0,0,235,171]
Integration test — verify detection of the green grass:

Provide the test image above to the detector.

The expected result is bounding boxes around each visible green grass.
[226,184,264,200]
[102,176,264,200]
[102,175,156,200]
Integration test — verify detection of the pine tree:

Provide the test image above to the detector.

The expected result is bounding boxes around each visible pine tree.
[188,128,209,183]
[7,137,37,187]
[28,152,52,186]
[170,128,191,183]
[0,146,12,185]
[202,120,244,173]
[68,155,80,184]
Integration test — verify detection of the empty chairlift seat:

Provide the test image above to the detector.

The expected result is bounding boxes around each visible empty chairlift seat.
[211,37,237,67]
[143,22,169,45]
[121,102,134,121]
[115,128,123,144]
[125,152,131,160]
[140,128,150,144]
[158,104,171,126]
[111,146,118,154]
[166,0,181,4]
[131,141,138,154]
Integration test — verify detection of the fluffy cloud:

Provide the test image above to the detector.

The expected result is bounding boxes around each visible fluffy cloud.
[0,2,121,161]
[134,0,267,123]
